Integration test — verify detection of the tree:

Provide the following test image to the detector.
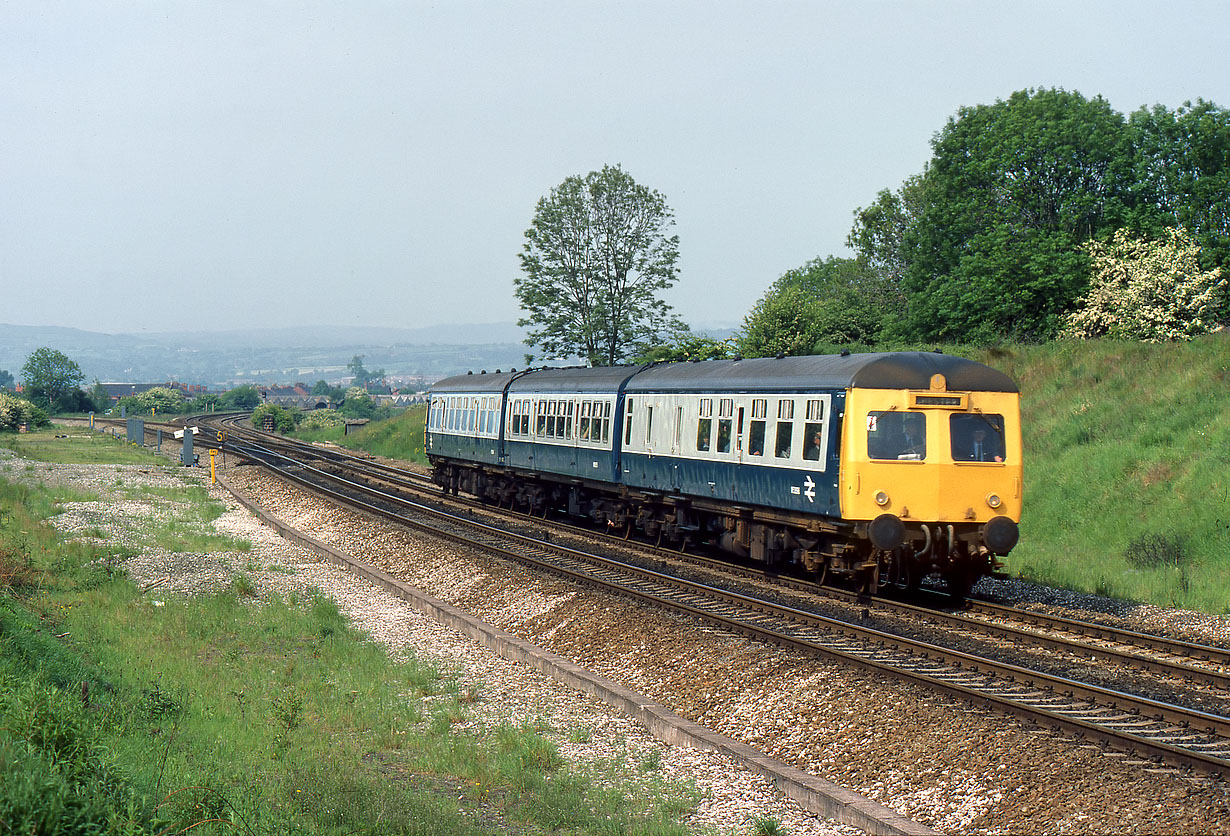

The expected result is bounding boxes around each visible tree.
[1064,228,1227,341]
[220,385,260,409]
[633,326,736,363]
[1126,100,1230,321]
[847,174,929,325]
[738,257,884,358]
[0,369,13,390]
[516,164,682,366]
[20,347,86,412]
[346,355,385,389]
[890,88,1134,342]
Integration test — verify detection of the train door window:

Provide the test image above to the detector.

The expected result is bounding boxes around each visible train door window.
[803,399,826,461]
[951,413,1006,462]
[534,402,545,437]
[695,397,711,451]
[716,399,733,454]
[565,401,574,439]
[645,406,654,446]
[748,399,767,456]
[621,399,631,446]
[602,401,611,443]
[674,406,683,451]
[868,411,926,460]
[774,401,794,458]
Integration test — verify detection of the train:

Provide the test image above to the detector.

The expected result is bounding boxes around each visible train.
[425,351,1022,596]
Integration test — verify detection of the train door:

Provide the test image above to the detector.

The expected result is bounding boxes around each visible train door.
[670,403,683,490]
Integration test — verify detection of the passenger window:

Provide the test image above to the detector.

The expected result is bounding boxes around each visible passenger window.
[951,413,1006,462]
[774,422,793,458]
[803,422,824,461]
[716,419,732,453]
[867,411,926,461]
[748,420,765,456]
[697,418,712,451]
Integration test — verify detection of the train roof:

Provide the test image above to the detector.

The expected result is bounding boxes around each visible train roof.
[430,370,522,394]
[625,352,1018,393]
[430,352,1018,396]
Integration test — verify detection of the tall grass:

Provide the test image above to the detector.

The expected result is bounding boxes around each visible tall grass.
[295,404,428,466]
[972,334,1230,612]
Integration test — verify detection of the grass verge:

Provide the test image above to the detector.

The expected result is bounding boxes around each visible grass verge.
[0,433,711,835]
[294,404,428,466]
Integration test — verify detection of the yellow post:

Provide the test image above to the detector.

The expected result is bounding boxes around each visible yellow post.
[209,449,218,484]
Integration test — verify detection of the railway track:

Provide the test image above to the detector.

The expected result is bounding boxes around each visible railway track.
[173,414,1230,779]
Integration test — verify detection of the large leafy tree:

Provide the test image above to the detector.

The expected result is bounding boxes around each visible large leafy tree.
[893,88,1133,342]
[1126,100,1230,322]
[20,347,86,411]
[739,256,884,358]
[516,165,681,366]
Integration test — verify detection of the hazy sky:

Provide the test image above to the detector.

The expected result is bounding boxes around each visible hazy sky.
[4,1,1229,335]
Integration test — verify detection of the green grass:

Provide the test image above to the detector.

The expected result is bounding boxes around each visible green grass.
[0,449,711,835]
[294,404,428,466]
[0,429,164,465]
[967,334,1230,612]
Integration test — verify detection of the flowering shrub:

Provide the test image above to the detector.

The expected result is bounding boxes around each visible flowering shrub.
[296,409,345,430]
[0,392,50,432]
[116,386,186,416]
[1064,228,1227,342]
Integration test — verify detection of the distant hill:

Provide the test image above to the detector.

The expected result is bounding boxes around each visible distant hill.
[0,322,529,387]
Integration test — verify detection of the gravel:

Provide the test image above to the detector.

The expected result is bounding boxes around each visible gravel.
[7,441,1230,834]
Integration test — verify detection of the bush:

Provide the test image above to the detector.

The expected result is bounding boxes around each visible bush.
[250,403,297,433]
[1065,228,1228,342]
[1125,532,1192,570]
[0,393,50,432]
[297,410,346,430]
[115,386,186,417]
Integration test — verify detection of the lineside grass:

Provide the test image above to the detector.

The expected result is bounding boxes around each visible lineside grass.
[0,437,709,835]
[0,428,164,465]
[967,334,1230,614]
[294,404,428,466]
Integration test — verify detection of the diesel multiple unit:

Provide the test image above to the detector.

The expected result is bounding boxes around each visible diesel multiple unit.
[426,352,1022,595]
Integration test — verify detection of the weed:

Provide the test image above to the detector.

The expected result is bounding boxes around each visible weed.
[231,573,258,598]
[140,677,183,720]
[1125,532,1192,570]
[751,814,790,835]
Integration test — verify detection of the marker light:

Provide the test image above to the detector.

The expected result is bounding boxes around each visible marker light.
[875,491,890,506]
[986,493,1003,509]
